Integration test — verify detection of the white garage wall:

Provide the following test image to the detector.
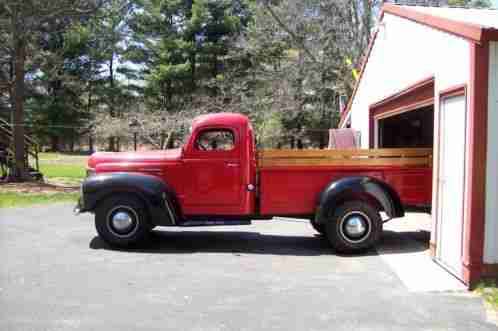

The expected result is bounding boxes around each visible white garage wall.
[349,13,471,148]
[484,41,498,264]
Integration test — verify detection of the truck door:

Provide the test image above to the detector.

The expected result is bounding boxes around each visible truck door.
[182,127,245,215]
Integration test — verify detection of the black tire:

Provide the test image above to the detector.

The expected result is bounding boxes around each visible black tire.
[95,195,151,247]
[325,201,382,254]
[310,219,326,235]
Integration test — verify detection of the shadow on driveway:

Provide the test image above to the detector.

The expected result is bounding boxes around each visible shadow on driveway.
[89,229,430,256]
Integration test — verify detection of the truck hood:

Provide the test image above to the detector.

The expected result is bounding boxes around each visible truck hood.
[88,149,182,169]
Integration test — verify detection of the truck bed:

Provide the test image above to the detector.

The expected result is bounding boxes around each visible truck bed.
[257,148,433,216]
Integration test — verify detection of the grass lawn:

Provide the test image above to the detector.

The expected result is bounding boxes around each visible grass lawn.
[475,281,498,311]
[0,152,87,208]
[39,163,86,179]
[37,152,88,183]
[0,192,79,208]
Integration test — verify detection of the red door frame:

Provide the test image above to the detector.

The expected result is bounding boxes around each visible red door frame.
[462,41,490,285]
[368,77,435,148]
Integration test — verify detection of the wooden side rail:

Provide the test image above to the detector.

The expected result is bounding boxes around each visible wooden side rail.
[257,148,433,168]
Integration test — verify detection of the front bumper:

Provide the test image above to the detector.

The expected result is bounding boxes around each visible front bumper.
[74,169,95,215]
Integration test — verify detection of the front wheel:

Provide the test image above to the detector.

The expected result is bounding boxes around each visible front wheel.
[326,201,382,254]
[95,195,151,247]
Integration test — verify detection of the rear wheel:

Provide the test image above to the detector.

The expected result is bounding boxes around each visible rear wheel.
[325,201,382,254]
[95,195,151,247]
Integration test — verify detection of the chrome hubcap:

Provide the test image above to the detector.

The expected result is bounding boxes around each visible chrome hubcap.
[111,211,134,233]
[344,216,367,238]
[107,206,139,238]
[340,211,372,243]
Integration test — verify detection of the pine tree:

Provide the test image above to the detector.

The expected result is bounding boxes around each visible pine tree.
[128,0,252,112]
[1,0,101,179]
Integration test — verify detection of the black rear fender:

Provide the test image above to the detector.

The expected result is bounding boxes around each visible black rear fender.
[315,176,404,225]
[80,172,181,226]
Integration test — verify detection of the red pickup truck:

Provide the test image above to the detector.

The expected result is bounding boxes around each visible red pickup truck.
[76,113,432,253]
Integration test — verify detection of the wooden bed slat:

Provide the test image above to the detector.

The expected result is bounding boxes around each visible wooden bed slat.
[257,148,433,168]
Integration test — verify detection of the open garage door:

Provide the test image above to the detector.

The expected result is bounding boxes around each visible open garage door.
[378,106,434,148]
[369,77,435,149]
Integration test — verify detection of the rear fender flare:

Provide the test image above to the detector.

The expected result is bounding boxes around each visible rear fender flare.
[315,176,404,225]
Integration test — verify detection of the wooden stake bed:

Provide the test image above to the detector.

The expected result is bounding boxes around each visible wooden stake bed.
[257,148,433,168]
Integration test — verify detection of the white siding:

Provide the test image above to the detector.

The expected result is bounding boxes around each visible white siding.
[349,13,471,148]
[484,42,498,264]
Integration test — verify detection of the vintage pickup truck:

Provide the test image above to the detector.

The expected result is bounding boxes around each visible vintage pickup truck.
[76,113,432,253]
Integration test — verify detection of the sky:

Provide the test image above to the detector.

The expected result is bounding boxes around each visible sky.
[493,0,498,8]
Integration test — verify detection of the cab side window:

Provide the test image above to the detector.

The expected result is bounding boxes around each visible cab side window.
[195,129,235,151]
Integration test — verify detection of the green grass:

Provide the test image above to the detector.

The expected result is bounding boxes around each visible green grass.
[0,192,80,208]
[37,152,63,161]
[39,163,86,179]
[0,153,87,208]
[34,152,88,183]
[475,281,498,311]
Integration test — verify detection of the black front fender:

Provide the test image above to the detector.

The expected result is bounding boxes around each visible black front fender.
[315,176,404,225]
[79,172,181,226]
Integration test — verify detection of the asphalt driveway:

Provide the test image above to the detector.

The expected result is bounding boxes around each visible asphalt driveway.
[0,204,495,331]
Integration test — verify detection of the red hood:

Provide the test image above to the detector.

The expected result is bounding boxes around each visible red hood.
[88,149,182,169]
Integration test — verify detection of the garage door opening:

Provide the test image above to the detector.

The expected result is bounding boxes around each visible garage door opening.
[378,106,434,148]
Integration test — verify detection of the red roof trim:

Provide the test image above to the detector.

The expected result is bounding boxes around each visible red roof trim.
[370,76,435,110]
[383,3,498,43]
[338,30,379,128]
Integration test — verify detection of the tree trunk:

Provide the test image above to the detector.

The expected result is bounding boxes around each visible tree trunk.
[107,55,116,152]
[109,56,115,116]
[319,131,326,149]
[297,139,303,149]
[166,131,175,149]
[89,135,94,153]
[70,131,75,152]
[108,137,115,152]
[12,24,28,180]
[160,132,166,150]
[51,136,59,152]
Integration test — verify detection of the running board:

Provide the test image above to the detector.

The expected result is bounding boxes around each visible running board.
[179,220,252,227]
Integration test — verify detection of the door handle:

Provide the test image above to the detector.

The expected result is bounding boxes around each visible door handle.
[225,162,240,168]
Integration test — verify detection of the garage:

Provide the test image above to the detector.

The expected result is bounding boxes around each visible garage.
[339,3,498,286]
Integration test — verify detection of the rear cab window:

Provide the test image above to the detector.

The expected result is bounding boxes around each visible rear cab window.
[194,129,235,152]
